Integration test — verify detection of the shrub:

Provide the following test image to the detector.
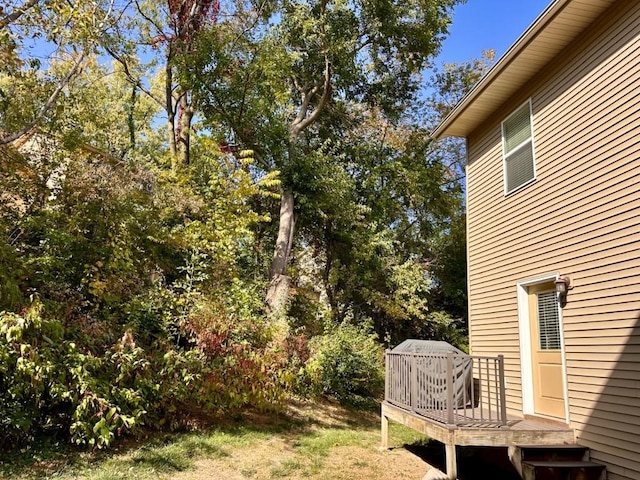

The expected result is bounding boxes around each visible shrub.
[0,302,210,449]
[0,304,73,448]
[181,296,289,414]
[305,322,384,408]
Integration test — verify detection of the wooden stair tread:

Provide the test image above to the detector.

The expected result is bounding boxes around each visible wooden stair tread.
[515,444,589,462]
[517,444,588,450]
[523,460,604,468]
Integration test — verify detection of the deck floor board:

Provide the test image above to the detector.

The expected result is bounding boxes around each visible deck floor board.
[382,401,574,448]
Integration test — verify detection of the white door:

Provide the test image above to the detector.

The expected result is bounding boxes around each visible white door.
[528,282,566,419]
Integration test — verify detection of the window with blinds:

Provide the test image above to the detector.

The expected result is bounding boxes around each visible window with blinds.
[537,291,561,350]
[502,101,536,194]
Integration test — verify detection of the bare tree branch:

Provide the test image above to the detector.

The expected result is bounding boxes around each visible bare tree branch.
[134,0,167,40]
[0,0,40,29]
[102,44,165,109]
[230,0,270,52]
[292,83,320,128]
[290,55,332,138]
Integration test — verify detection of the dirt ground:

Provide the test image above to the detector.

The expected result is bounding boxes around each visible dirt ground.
[171,442,433,480]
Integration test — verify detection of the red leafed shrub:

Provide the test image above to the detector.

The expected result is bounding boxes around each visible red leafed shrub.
[180,302,289,413]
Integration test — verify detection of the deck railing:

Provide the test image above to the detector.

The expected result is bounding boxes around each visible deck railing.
[384,350,508,428]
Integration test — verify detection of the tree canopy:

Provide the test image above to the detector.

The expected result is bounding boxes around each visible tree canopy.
[0,0,493,449]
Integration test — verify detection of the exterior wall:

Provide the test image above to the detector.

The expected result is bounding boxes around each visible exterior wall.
[465,2,640,479]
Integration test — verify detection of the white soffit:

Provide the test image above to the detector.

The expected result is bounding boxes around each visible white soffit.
[431,0,617,139]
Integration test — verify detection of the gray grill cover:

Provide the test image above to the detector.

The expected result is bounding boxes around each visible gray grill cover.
[392,339,466,355]
[391,340,473,409]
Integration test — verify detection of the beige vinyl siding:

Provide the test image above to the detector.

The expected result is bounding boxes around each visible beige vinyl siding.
[465,1,640,479]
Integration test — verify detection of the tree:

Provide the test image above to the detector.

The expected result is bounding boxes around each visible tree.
[183,0,462,317]
[422,51,495,326]
[282,53,496,343]
[0,0,121,144]
[0,40,286,444]
[100,0,223,169]
[310,111,463,343]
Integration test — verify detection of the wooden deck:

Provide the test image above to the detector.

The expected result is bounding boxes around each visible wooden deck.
[381,401,574,479]
[382,349,575,478]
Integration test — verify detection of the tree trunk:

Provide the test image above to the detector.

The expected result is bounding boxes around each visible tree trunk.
[264,55,331,319]
[166,63,178,164]
[265,189,296,316]
[176,94,193,167]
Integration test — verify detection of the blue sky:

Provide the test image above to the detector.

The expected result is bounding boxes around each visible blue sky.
[436,0,552,65]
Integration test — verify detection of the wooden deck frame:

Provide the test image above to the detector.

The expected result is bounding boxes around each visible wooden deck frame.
[381,401,574,479]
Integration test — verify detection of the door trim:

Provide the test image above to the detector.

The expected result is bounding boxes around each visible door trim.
[517,274,569,422]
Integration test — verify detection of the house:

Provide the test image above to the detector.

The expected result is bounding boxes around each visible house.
[382,1,640,479]
[431,0,640,478]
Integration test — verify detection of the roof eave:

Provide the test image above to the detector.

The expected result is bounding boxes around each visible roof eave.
[431,0,612,140]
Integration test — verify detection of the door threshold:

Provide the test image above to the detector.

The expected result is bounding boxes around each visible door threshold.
[524,414,569,428]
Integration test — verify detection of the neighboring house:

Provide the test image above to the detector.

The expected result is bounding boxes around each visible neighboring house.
[427,0,640,479]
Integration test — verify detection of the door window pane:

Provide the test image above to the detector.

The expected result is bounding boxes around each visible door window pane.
[537,291,561,350]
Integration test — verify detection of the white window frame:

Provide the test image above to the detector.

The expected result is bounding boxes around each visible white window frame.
[502,99,537,195]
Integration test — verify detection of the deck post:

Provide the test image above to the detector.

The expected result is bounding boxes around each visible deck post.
[385,349,390,402]
[411,353,418,411]
[445,441,457,479]
[446,352,454,425]
[498,354,507,426]
[381,410,389,449]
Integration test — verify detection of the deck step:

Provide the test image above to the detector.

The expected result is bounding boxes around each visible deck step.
[522,460,606,480]
[510,445,607,480]
[518,444,589,462]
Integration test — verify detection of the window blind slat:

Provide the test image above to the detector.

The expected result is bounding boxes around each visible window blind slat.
[504,105,531,152]
[537,291,561,350]
[506,144,534,192]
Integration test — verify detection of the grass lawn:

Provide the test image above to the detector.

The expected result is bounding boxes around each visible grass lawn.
[0,401,435,480]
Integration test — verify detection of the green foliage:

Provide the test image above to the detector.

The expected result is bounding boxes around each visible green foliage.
[67,343,151,449]
[0,0,484,452]
[0,293,286,449]
[0,116,286,449]
[288,128,471,350]
[0,301,205,449]
[429,212,468,325]
[181,294,290,413]
[421,311,468,352]
[0,303,71,447]
[304,322,384,407]
[425,50,496,122]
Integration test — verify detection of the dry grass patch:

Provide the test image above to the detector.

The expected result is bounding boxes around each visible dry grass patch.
[170,401,432,480]
[2,401,434,480]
